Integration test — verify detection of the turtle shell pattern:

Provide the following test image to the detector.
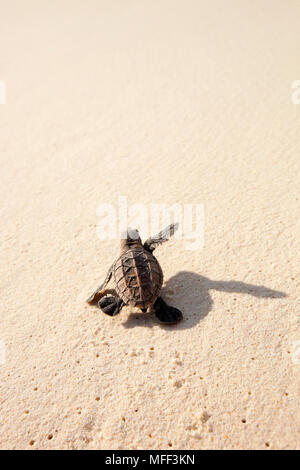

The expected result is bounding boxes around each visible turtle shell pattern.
[113,248,163,309]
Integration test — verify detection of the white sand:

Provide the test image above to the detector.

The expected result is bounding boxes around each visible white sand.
[0,0,299,450]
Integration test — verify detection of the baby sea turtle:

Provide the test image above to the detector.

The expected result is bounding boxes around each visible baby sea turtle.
[87,223,182,324]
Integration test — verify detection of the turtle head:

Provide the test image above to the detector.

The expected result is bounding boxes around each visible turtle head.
[120,228,142,251]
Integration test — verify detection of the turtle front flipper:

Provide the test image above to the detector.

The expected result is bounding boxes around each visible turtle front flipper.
[154,296,183,324]
[143,223,179,253]
[86,264,114,303]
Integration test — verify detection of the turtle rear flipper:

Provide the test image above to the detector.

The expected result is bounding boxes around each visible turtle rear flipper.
[154,296,182,324]
[86,264,114,303]
[98,295,124,316]
[143,223,179,253]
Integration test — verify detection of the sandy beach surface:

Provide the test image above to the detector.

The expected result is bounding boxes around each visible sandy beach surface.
[1,0,299,450]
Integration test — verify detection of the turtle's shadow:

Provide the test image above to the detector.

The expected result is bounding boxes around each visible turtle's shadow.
[121,271,287,330]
